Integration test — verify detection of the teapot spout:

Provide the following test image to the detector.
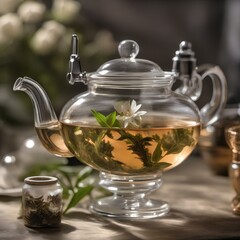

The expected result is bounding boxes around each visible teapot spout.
[13,76,58,127]
[13,77,73,157]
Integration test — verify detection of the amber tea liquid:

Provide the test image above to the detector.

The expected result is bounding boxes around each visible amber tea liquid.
[35,123,73,157]
[60,120,200,175]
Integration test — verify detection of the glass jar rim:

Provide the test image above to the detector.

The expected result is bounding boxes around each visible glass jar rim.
[24,176,58,185]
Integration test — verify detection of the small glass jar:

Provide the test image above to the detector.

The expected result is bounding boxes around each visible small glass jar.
[22,176,63,228]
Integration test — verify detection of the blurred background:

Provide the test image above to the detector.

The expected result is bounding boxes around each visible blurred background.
[0,0,240,168]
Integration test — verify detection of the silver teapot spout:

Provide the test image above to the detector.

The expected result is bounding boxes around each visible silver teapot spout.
[13,76,58,127]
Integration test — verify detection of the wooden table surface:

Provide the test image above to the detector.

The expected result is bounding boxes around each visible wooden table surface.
[0,154,239,240]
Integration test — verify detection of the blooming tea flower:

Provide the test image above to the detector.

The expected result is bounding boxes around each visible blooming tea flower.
[114,100,146,128]
[52,0,81,23]
[0,13,23,45]
[0,0,22,14]
[18,1,46,23]
[31,20,66,55]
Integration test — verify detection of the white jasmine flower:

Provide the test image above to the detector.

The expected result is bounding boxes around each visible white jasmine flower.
[114,100,147,128]
[52,0,81,23]
[0,0,22,14]
[42,20,66,38]
[0,13,23,46]
[18,1,46,23]
[31,21,66,55]
[31,29,57,55]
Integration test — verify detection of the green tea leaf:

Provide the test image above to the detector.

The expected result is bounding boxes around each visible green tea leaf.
[177,128,195,146]
[92,110,120,128]
[151,143,162,162]
[161,128,195,155]
[157,162,172,169]
[91,110,108,127]
[106,111,117,127]
[89,107,178,172]
[58,169,75,191]
[118,132,153,167]
[63,185,94,214]
[75,167,94,188]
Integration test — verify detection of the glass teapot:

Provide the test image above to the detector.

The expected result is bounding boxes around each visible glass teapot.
[13,35,227,219]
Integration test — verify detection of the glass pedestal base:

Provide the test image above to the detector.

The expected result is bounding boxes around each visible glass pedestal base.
[90,172,169,219]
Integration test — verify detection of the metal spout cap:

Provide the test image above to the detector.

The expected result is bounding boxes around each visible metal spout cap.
[172,41,196,77]
[67,34,87,85]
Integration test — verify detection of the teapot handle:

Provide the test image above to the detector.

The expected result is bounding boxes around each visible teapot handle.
[198,65,227,127]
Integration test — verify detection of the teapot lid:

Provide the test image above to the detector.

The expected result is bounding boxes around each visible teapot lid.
[89,40,174,82]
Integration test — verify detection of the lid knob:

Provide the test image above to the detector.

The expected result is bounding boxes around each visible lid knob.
[118,40,139,59]
[179,41,192,52]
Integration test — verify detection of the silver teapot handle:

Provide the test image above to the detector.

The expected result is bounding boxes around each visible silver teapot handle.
[198,65,227,126]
